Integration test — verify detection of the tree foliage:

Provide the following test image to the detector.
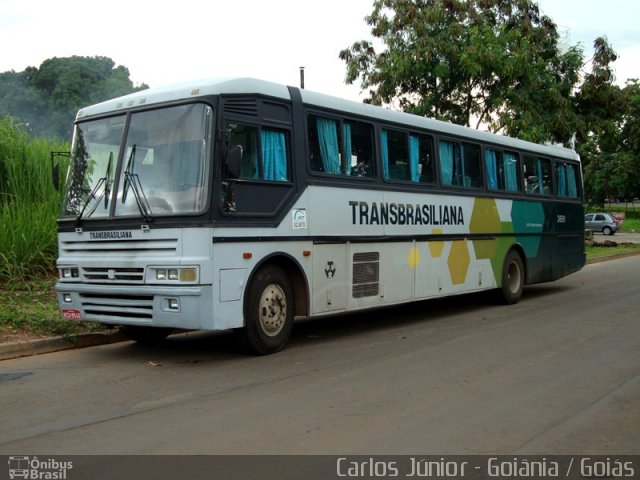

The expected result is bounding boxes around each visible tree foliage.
[0,56,147,139]
[575,38,633,206]
[340,0,583,143]
[341,0,638,203]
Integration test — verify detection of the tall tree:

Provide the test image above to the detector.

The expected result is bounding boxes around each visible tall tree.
[340,0,583,143]
[574,37,626,206]
[0,56,147,138]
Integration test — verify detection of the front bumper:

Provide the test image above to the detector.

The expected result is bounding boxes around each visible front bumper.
[55,283,212,330]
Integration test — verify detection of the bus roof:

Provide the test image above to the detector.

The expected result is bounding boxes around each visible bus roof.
[76,77,579,162]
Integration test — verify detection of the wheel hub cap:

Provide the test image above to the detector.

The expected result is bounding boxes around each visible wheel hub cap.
[258,284,287,336]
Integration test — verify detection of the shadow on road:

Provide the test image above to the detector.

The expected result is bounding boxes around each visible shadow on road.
[104,282,571,363]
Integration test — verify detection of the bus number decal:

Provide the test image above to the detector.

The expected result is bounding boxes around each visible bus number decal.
[292,209,307,229]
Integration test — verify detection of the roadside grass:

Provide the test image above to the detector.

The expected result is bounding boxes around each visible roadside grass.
[0,116,69,282]
[620,217,640,233]
[586,242,640,261]
[0,277,105,343]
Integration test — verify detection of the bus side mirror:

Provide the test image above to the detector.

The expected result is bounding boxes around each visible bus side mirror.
[50,151,70,190]
[52,163,60,190]
[226,145,243,179]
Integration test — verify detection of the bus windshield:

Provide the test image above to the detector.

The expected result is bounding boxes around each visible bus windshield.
[62,103,212,220]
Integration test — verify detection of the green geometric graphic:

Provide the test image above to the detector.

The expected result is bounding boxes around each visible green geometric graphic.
[511,200,544,258]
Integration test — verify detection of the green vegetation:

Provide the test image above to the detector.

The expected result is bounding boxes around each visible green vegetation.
[0,116,69,282]
[0,277,103,343]
[0,55,147,138]
[586,243,640,261]
[341,0,640,204]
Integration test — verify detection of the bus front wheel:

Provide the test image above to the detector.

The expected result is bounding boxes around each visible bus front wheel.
[241,265,294,355]
[500,250,524,305]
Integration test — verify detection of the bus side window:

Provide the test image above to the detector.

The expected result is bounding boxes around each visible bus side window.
[229,123,289,182]
[485,148,521,192]
[555,162,579,197]
[524,156,553,195]
[308,115,342,174]
[415,134,435,184]
[461,142,482,188]
[308,115,375,178]
[381,129,410,181]
[381,129,434,183]
[345,120,375,178]
[439,139,482,188]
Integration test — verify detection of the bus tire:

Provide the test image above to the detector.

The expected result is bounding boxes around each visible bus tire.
[120,326,173,344]
[241,265,293,355]
[499,250,524,305]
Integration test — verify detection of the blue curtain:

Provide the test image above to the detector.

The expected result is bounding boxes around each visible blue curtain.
[567,164,577,197]
[409,135,420,182]
[557,164,567,196]
[485,149,498,190]
[261,129,287,181]
[316,118,340,174]
[439,141,454,185]
[536,158,544,194]
[381,130,389,179]
[503,152,519,192]
[343,123,352,175]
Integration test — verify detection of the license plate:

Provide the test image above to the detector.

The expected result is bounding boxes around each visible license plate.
[62,309,81,320]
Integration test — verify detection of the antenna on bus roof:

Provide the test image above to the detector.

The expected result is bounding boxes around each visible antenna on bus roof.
[299,66,305,89]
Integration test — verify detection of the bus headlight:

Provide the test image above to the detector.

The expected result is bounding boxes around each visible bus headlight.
[150,267,198,284]
[59,267,79,280]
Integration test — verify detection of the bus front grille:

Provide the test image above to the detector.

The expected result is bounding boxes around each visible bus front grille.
[81,267,145,284]
[80,292,154,322]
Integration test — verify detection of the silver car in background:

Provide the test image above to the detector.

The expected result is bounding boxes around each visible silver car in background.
[585,212,620,235]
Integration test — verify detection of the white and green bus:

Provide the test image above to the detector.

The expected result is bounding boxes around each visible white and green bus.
[56,78,585,354]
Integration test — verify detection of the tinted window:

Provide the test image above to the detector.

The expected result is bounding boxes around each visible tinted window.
[555,162,579,198]
[381,129,434,183]
[485,148,521,192]
[524,156,552,195]
[308,115,374,178]
[229,123,289,182]
[439,140,482,188]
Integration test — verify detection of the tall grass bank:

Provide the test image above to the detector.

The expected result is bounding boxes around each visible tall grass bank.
[0,116,69,282]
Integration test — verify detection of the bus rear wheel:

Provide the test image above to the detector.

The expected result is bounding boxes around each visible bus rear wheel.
[499,250,524,305]
[241,265,294,355]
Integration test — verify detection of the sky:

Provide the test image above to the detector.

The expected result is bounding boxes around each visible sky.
[1,0,639,102]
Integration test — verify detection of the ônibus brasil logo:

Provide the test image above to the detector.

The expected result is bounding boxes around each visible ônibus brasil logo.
[8,456,73,479]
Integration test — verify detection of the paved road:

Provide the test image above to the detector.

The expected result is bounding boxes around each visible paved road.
[1,256,639,455]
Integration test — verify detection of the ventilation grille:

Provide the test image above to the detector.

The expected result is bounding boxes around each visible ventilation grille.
[80,292,154,322]
[224,98,259,117]
[60,238,178,257]
[352,252,379,298]
[81,267,145,284]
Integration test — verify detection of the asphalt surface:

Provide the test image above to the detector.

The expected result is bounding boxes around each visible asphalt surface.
[0,255,638,456]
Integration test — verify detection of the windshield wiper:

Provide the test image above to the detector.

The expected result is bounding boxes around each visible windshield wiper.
[75,152,113,226]
[122,145,153,222]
